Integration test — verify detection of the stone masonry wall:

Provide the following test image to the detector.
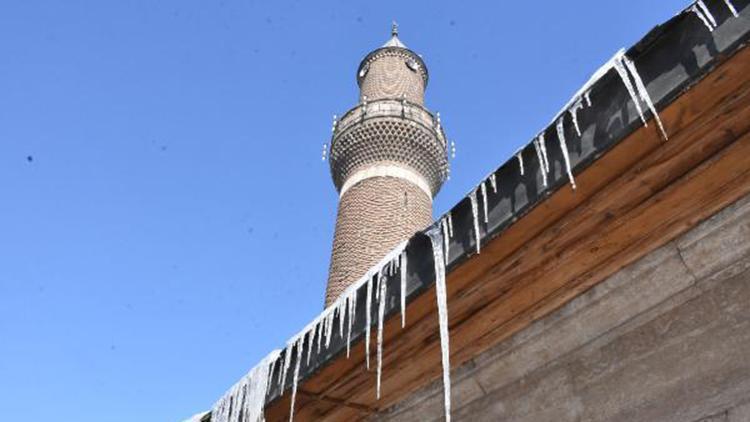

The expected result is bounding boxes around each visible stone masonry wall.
[325,176,432,305]
[374,192,750,422]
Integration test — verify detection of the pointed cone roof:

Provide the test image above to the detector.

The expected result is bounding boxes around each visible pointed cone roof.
[382,21,407,48]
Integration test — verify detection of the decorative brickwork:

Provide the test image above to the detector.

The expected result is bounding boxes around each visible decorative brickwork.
[325,30,447,306]
[358,49,427,104]
[324,176,432,304]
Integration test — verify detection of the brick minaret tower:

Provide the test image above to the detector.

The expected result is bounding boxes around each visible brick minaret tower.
[325,24,449,305]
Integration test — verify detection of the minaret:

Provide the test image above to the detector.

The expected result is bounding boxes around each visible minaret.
[325,24,449,305]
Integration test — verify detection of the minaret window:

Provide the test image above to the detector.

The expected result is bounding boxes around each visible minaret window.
[406,58,419,72]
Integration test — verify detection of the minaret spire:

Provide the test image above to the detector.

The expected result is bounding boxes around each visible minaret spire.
[391,21,399,37]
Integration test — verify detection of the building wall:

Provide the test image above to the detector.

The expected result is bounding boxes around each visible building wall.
[325,176,432,305]
[375,192,750,422]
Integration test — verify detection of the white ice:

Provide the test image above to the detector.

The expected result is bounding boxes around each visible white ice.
[427,227,452,422]
[469,190,481,254]
[480,181,489,224]
[555,117,577,190]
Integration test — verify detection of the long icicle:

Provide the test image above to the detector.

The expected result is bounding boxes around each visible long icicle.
[534,135,548,188]
[480,181,489,224]
[305,328,314,366]
[288,337,304,422]
[365,272,373,369]
[346,289,356,357]
[212,349,280,422]
[376,273,388,399]
[441,216,451,263]
[697,0,718,27]
[427,227,452,422]
[469,190,481,254]
[612,52,648,125]
[689,3,716,31]
[400,250,408,328]
[723,0,739,17]
[538,133,550,173]
[622,54,669,140]
[555,117,577,190]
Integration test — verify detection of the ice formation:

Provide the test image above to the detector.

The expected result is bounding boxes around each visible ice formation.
[550,47,669,146]
[622,55,669,140]
[689,0,718,31]
[568,97,585,137]
[469,190,481,254]
[489,173,498,194]
[723,0,739,17]
[365,272,373,369]
[534,135,549,188]
[400,250,408,327]
[555,118,577,190]
[515,150,525,175]
[288,338,304,422]
[480,181,489,224]
[427,227,452,422]
[212,349,281,422]
[441,214,452,263]
[376,273,388,398]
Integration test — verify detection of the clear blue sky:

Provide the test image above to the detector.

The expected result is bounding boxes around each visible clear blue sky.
[0,1,688,420]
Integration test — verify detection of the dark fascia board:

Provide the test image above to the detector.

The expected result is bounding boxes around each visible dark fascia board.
[263,0,750,407]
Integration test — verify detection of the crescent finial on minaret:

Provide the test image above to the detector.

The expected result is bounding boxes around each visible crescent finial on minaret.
[392,21,398,37]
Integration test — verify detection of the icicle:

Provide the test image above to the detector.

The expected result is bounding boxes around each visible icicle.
[489,173,497,194]
[584,90,592,107]
[365,272,373,369]
[612,52,648,125]
[400,250,408,328]
[306,328,315,366]
[723,0,739,17]
[469,190,481,254]
[376,273,388,399]
[689,3,716,31]
[315,318,323,354]
[697,0,718,27]
[212,350,280,422]
[337,298,346,340]
[426,227,452,422]
[515,150,525,176]
[568,97,584,137]
[441,216,451,263]
[534,135,548,188]
[555,118,577,190]
[538,134,550,172]
[480,181,489,224]
[267,354,279,393]
[324,309,335,349]
[446,211,453,237]
[288,338,304,422]
[622,54,669,140]
[280,343,292,391]
[346,289,356,357]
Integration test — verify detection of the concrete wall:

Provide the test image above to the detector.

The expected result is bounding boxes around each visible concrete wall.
[375,192,750,422]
